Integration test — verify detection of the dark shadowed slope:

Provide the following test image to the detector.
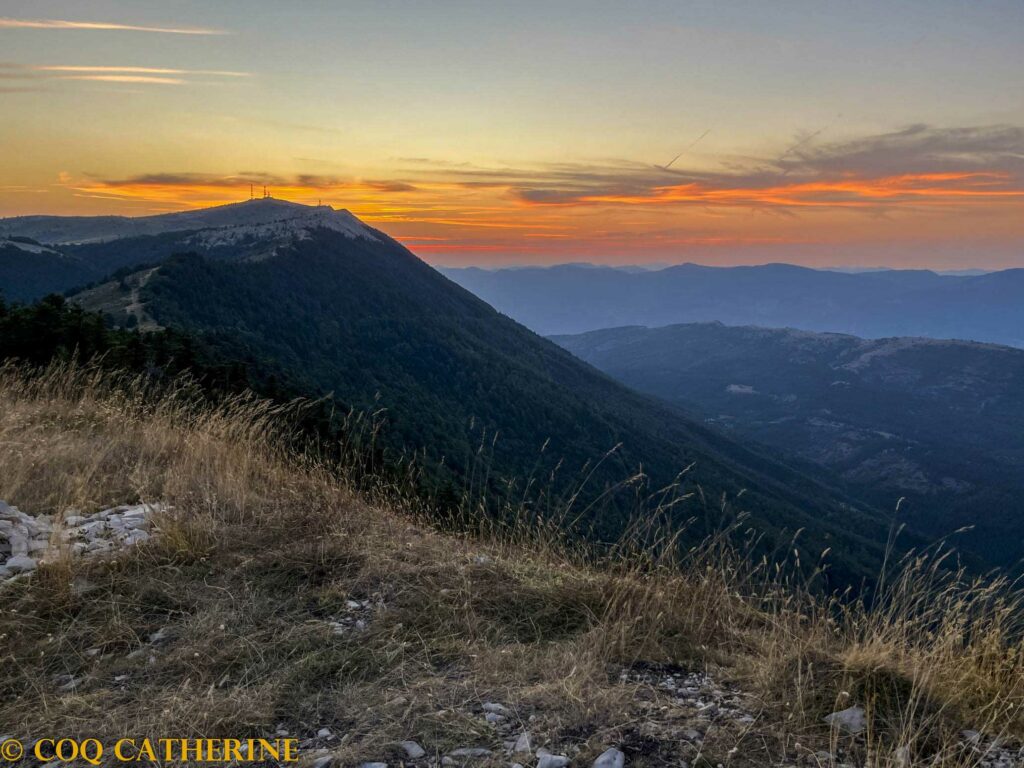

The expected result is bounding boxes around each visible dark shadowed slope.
[554,323,1024,567]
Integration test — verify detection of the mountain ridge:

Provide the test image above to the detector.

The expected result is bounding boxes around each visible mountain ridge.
[443,263,1024,347]
[553,321,1024,567]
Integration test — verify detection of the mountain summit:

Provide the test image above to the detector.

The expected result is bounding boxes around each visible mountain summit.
[0,197,379,247]
[0,199,385,299]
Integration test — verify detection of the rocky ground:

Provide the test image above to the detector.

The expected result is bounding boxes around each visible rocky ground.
[3,496,1023,767]
[0,500,162,581]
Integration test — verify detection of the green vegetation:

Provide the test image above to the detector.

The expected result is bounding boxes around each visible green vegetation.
[124,234,899,586]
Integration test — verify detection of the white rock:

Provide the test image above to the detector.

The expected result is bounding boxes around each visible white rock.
[512,731,531,754]
[447,747,492,758]
[27,538,50,554]
[481,702,508,714]
[484,712,505,724]
[148,628,169,643]
[593,747,625,768]
[400,741,426,759]
[316,728,333,739]
[537,755,570,768]
[6,555,37,573]
[124,529,150,546]
[356,763,385,768]
[824,705,866,734]
[7,533,28,557]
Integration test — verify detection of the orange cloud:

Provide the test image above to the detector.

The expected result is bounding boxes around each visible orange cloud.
[44,123,1024,266]
[38,66,250,77]
[522,172,1024,209]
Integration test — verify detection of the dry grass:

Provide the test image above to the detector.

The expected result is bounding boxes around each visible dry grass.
[1,363,1022,767]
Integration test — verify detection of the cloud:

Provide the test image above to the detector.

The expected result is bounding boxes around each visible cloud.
[0,62,251,88]
[0,17,226,35]
[41,124,1024,266]
[38,66,249,77]
[59,172,421,208]
[400,125,1024,212]
[61,75,185,85]
[777,124,1024,177]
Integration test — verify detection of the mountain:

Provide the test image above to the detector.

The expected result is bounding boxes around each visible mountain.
[442,263,1024,347]
[0,198,375,245]
[0,199,903,583]
[0,199,380,301]
[0,236,96,302]
[553,323,1024,567]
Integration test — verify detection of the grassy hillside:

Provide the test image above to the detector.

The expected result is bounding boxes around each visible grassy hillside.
[1,365,1022,767]
[73,230,907,586]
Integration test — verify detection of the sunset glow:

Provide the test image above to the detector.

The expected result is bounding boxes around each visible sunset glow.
[2,1,1022,268]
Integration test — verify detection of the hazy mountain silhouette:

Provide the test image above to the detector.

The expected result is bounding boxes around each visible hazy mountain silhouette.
[443,263,1024,347]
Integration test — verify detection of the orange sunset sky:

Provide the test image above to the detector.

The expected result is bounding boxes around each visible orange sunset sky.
[1,0,1022,268]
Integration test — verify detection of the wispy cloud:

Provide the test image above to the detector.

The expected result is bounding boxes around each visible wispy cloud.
[0,17,227,35]
[60,75,185,85]
[0,62,251,88]
[400,125,1024,212]
[37,66,250,77]
[59,172,421,208]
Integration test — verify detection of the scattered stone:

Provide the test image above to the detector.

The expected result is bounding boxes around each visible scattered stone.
[512,731,531,754]
[484,712,505,724]
[481,702,508,714]
[536,750,570,768]
[447,746,492,759]
[823,706,866,735]
[54,674,78,692]
[5,555,37,573]
[148,627,169,644]
[357,763,386,768]
[400,741,425,759]
[593,747,625,768]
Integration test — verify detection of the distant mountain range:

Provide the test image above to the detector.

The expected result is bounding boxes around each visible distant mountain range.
[442,263,1024,347]
[0,199,900,585]
[554,323,1024,567]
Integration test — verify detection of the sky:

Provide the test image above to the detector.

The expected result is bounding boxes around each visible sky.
[1,0,1022,268]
